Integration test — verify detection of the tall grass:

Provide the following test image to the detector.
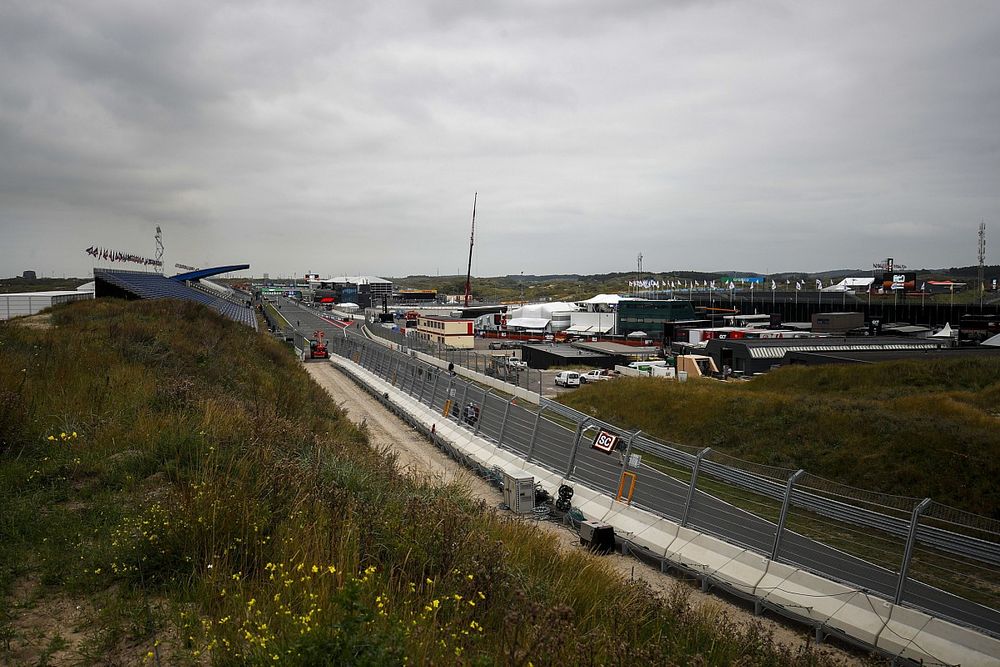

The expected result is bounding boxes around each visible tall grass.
[560,360,1000,517]
[0,299,858,664]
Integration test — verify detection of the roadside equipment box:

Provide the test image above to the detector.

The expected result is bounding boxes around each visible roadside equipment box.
[579,520,615,554]
[502,468,535,515]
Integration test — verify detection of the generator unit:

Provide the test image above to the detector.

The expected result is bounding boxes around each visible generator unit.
[502,468,535,515]
[579,520,615,555]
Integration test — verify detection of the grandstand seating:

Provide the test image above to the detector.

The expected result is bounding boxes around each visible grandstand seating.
[94,269,258,330]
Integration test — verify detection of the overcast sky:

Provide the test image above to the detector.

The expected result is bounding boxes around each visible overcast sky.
[1,1,998,279]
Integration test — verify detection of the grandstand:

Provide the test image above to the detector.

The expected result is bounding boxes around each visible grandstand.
[94,268,257,330]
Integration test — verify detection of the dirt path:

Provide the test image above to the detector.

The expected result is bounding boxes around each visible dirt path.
[305,361,869,666]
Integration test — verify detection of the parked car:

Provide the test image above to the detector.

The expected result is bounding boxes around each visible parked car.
[507,358,528,370]
[579,369,615,383]
[554,371,581,387]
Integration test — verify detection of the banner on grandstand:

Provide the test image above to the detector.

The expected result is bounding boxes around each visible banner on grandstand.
[85,246,163,267]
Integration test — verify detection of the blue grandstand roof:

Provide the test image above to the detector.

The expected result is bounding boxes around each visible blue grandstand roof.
[171,264,250,282]
[94,269,257,330]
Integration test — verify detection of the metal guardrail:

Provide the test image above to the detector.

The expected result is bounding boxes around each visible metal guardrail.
[329,334,1000,637]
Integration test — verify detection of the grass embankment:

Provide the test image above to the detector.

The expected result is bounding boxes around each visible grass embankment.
[0,299,850,665]
[560,361,1000,517]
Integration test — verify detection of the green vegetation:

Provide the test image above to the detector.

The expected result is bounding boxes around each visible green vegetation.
[0,299,850,665]
[388,268,999,304]
[559,360,1000,517]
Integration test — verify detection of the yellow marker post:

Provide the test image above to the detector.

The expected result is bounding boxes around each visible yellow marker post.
[616,471,637,505]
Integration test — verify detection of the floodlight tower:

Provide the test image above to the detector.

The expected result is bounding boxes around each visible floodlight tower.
[155,226,164,274]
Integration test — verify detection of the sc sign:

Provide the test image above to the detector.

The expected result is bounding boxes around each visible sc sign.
[592,430,621,454]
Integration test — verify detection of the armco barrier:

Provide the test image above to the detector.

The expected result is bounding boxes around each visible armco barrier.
[325,346,1000,666]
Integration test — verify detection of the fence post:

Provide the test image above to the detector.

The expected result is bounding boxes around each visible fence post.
[681,448,711,527]
[417,365,429,404]
[459,382,470,424]
[446,373,455,416]
[497,398,514,448]
[895,498,932,604]
[565,418,593,478]
[475,389,491,435]
[771,469,805,560]
[430,371,441,408]
[407,359,418,395]
[389,355,400,386]
[526,406,545,462]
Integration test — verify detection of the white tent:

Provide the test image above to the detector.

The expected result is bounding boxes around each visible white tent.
[822,277,874,292]
[338,302,360,310]
[981,333,1000,347]
[578,294,630,305]
[930,322,954,339]
[507,302,578,319]
[505,317,550,330]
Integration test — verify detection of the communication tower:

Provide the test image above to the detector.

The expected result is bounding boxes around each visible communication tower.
[978,221,986,303]
[155,226,164,274]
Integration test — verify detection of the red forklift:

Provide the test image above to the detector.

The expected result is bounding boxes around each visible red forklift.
[308,330,328,360]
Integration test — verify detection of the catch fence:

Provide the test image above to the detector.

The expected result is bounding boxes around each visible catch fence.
[330,333,1000,637]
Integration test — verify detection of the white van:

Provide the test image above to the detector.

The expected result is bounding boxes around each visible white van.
[554,371,581,387]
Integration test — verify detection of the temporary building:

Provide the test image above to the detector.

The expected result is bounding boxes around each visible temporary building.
[0,290,94,321]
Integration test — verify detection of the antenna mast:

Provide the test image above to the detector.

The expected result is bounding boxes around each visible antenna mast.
[464,193,477,307]
[155,226,164,274]
[636,252,643,297]
[978,221,987,304]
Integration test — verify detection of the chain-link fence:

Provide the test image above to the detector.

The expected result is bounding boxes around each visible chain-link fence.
[330,333,1000,637]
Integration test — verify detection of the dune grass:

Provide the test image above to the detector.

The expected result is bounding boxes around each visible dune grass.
[559,361,1000,518]
[0,298,853,665]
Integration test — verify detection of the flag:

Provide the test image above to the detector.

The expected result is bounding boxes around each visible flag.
[795,281,802,291]
[921,282,926,291]
[749,281,754,290]
[771,279,776,290]
[728,281,734,290]
[815,279,822,289]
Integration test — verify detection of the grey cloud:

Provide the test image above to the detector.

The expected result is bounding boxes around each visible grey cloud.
[1,0,998,278]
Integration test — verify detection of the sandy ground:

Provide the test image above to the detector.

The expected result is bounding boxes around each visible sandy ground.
[305,361,871,666]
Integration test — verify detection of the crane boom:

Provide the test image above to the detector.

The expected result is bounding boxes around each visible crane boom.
[464,193,477,307]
